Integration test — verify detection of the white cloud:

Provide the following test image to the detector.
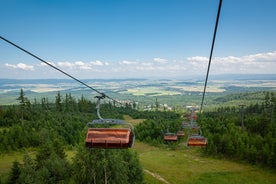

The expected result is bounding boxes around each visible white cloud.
[136,66,155,71]
[90,60,105,66]
[138,62,151,66]
[242,51,276,62]
[185,51,276,75]
[187,56,208,62]
[153,57,167,63]
[57,61,74,68]
[75,61,85,66]
[212,51,276,64]
[119,60,137,65]
[40,60,109,71]
[2,51,275,79]
[57,61,93,70]
[213,51,276,74]
[75,61,92,70]
[5,63,34,71]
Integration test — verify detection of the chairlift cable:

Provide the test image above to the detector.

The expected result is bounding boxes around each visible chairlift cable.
[200,0,223,113]
[0,36,120,104]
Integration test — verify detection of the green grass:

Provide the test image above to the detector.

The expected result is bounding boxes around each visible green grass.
[1,143,276,184]
[0,153,23,175]
[144,173,165,184]
[0,151,36,182]
[123,115,145,126]
[134,141,276,184]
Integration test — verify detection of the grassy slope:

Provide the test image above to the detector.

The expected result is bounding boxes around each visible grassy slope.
[0,151,36,182]
[1,144,275,184]
[0,153,23,176]
[134,141,276,184]
[1,115,276,183]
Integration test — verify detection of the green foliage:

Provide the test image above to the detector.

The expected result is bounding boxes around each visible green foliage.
[2,89,276,183]
[202,91,276,169]
[134,111,182,146]
[133,91,276,170]
[6,161,21,184]
[2,89,144,183]
[9,141,71,184]
[72,146,143,184]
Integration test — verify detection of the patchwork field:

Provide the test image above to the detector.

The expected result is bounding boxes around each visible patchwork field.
[1,77,276,106]
[127,87,181,96]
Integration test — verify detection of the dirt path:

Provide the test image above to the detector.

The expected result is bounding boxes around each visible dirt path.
[144,169,170,184]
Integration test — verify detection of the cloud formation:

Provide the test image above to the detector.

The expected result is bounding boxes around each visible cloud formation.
[187,51,276,74]
[2,51,276,78]
[5,63,34,71]
[187,56,209,62]
[153,57,167,63]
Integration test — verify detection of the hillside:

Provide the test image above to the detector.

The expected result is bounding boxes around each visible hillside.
[134,142,276,184]
[1,142,276,184]
[0,87,276,183]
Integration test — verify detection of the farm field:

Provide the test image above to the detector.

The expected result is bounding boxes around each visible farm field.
[1,76,276,106]
[126,87,182,96]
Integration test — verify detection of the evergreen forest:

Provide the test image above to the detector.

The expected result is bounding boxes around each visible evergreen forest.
[0,89,276,183]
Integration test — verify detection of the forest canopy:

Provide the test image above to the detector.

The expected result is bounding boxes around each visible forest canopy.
[0,89,276,183]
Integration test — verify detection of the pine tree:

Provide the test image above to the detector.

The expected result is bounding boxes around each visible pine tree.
[16,88,26,120]
[55,91,62,112]
[7,161,21,184]
[72,147,144,184]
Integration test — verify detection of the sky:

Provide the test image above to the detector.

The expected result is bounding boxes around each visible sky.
[1,0,276,79]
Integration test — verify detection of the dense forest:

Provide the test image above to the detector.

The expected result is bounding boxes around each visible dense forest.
[0,89,143,183]
[135,91,276,169]
[0,89,276,183]
[202,92,276,168]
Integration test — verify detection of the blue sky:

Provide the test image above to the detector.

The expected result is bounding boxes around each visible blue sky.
[1,0,276,79]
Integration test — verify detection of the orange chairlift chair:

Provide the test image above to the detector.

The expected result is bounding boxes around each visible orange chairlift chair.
[85,96,135,149]
[163,132,178,142]
[163,127,178,142]
[187,126,207,147]
[176,130,185,138]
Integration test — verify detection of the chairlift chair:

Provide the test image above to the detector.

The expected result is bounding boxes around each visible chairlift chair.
[163,132,178,141]
[182,122,191,129]
[85,96,135,149]
[187,126,207,147]
[176,131,185,138]
[187,135,207,147]
[187,112,198,121]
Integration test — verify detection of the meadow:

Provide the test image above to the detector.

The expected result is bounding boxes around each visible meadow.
[1,142,276,184]
[134,142,276,184]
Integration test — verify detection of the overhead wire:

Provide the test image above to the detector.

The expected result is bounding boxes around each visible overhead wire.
[1,0,223,110]
[0,36,121,104]
[200,0,223,113]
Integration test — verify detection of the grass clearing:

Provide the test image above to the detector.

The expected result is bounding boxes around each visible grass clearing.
[0,153,23,175]
[123,115,145,125]
[0,150,36,182]
[134,141,276,184]
[1,142,275,184]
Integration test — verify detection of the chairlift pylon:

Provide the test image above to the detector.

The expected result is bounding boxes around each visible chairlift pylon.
[183,107,208,147]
